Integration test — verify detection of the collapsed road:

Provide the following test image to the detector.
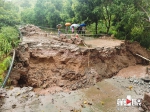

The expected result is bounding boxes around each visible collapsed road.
[10,25,150,90]
[0,24,150,112]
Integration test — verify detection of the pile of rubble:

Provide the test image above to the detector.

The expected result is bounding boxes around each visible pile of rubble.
[0,87,39,111]
[142,93,150,111]
[53,35,85,45]
[0,89,6,108]
[9,39,150,91]
[20,24,48,37]
[10,25,150,91]
[122,77,150,111]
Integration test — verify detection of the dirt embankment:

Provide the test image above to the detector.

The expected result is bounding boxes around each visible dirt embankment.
[9,38,150,91]
[20,24,49,37]
[7,25,149,91]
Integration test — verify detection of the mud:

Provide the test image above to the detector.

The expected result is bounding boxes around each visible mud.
[1,25,150,112]
[20,24,48,37]
[1,75,149,112]
[117,65,150,78]
[10,36,150,91]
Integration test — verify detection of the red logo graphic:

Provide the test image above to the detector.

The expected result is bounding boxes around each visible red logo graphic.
[126,99,131,104]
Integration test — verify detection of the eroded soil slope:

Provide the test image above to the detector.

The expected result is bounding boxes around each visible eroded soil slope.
[9,25,150,91]
[9,39,150,91]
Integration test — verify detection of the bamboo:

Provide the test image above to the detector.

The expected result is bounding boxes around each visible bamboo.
[136,54,150,62]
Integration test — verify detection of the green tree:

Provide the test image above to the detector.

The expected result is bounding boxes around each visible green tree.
[61,0,75,23]
[34,0,47,26]
[0,0,20,27]
[109,0,150,49]
[101,0,114,34]
[15,0,150,49]
[20,0,31,8]
[111,0,143,39]
[45,0,63,28]
[21,8,35,24]
[73,0,102,34]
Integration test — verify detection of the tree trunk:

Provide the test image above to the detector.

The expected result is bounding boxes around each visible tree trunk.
[95,21,98,34]
[106,16,111,34]
[106,27,109,34]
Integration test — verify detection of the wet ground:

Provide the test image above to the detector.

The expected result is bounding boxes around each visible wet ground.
[117,65,150,78]
[84,39,124,48]
[1,25,150,112]
[1,65,149,112]
[22,34,124,49]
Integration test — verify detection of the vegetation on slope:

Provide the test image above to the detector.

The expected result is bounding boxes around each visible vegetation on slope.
[0,0,19,86]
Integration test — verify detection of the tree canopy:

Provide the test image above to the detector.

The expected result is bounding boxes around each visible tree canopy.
[1,0,150,49]
[0,0,150,85]
[0,0,20,28]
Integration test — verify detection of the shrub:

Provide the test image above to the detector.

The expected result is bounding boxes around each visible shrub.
[0,26,19,86]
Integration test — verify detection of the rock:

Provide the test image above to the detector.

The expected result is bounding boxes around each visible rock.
[60,56,71,63]
[0,89,7,98]
[51,68,59,72]
[129,78,134,82]
[81,104,86,108]
[142,93,150,111]
[18,67,28,75]
[97,87,100,90]
[42,84,48,89]
[75,52,80,56]
[69,107,74,111]
[11,80,18,85]
[80,48,88,53]
[57,80,65,87]
[138,107,144,111]
[12,104,16,109]
[82,80,87,84]
[58,49,65,53]
[72,85,77,90]
[71,47,79,52]
[88,102,92,105]
[115,46,120,49]
[28,87,33,91]
[143,93,150,103]
[67,39,73,44]
[133,80,138,84]
[140,80,144,85]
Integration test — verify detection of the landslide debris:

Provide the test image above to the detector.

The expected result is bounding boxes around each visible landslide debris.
[20,24,48,37]
[9,38,150,91]
[8,25,150,91]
